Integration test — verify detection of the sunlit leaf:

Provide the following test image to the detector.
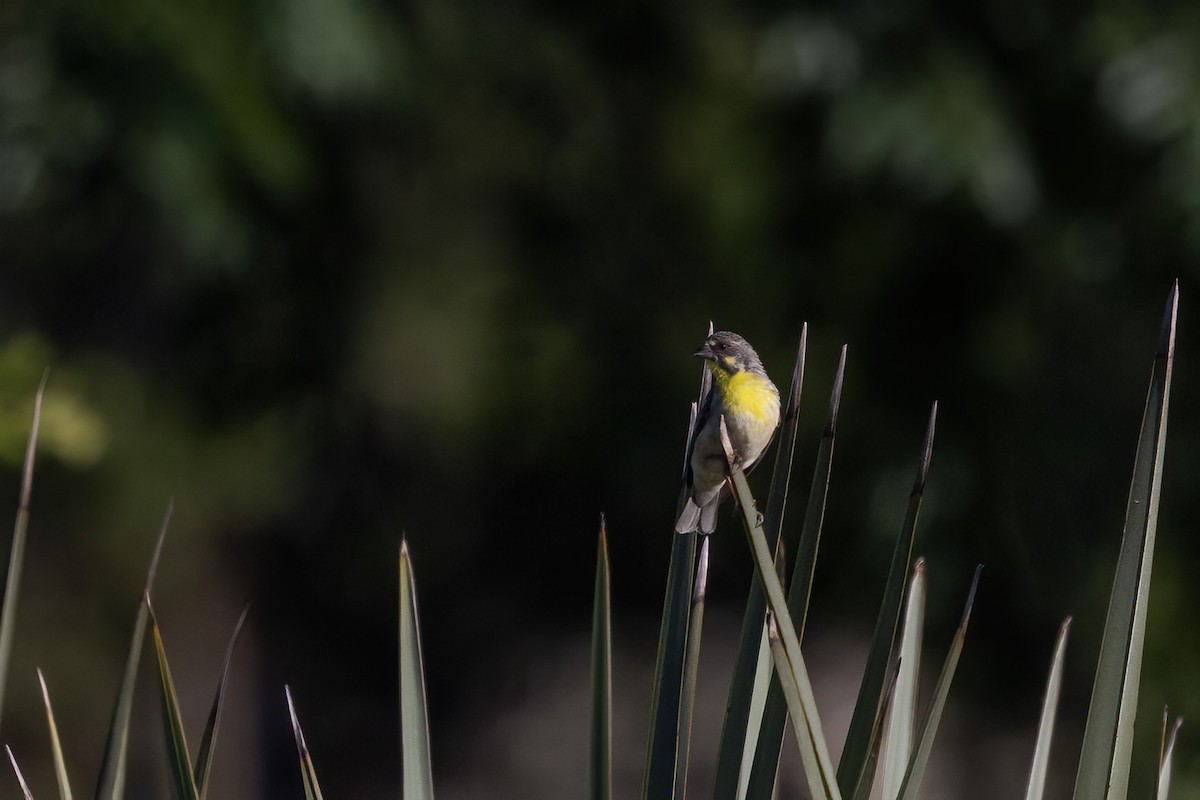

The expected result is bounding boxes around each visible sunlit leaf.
[896,566,981,800]
[1025,618,1071,800]
[285,686,326,800]
[1157,710,1183,800]
[764,612,832,800]
[1073,283,1177,800]
[880,561,926,799]
[850,655,903,800]
[6,745,35,800]
[36,669,73,800]
[400,540,435,800]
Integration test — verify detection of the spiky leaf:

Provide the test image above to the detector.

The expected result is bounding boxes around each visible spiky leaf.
[0,374,46,730]
[724,424,839,800]
[6,746,36,800]
[1025,618,1071,800]
[1073,284,1177,800]
[193,608,248,798]
[37,669,73,800]
[673,536,710,798]
[839,404,937,797]
[589,518,612,800]
[880,561,926,799]
[148,601,200,800]
[896,566,981,800]
[746,343,848,800]
[95,505,171,800]
[399,540,435,800]
[285,687,325,800]
[1157,711,1183,800]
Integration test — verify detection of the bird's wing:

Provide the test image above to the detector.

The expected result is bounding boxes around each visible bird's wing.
[681,376,715,488]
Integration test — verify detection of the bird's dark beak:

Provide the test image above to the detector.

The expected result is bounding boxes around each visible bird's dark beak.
[694,341,716,361]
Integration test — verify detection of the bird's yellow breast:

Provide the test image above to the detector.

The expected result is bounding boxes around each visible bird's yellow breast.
[711,368,779,425]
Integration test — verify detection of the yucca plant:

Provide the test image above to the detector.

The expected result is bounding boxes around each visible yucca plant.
[597,283,1183,799]
[0,385,247,800]
[0,284,1185,799]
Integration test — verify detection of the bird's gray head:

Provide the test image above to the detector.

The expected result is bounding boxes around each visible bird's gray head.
[694,331,766,375]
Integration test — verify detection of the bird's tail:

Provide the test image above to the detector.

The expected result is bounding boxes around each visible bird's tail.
[674,496,721,535]
[674,498,702,534]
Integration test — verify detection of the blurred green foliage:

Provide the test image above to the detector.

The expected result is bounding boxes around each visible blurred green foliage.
[1,0,1198,797]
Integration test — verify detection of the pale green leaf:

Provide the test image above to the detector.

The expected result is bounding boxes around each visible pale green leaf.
[285,686,325,800]
[1025,618,1071,800]
[400,540,435,800]
[1073,284,1177,800]
[896,566,982,800]
[881,561,926,799]
[6,745,36,800]
[36,669,73,800]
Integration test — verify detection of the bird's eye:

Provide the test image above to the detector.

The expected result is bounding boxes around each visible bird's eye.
[715,342,727,351]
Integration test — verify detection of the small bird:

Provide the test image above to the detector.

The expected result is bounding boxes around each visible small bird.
[676,331,781,534]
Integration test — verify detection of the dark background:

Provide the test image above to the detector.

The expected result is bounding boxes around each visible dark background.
[0,0,1197,797]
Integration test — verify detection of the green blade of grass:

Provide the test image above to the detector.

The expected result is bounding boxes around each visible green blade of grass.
[674,536,710,799]
[6,745,36,800]
[724,422,839,800]
[1073,283,1177,800]
[896,566,982,800]
[400,540,435,800]
[711,325,807,800]
[1025,618,1072,800]
[1156,710,1182,800]
[37,669,74,800]
[881,561,926,800]
[590,517,613,800]
[839,404,937,798]
[95,503,171,800]
[0,372,47,732]
[193,607,248,799]
[147,599,200,800]
[745,346,846,800]
[285,686,325,800]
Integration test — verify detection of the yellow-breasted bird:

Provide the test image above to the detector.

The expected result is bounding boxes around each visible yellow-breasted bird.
[675,331,781,534]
